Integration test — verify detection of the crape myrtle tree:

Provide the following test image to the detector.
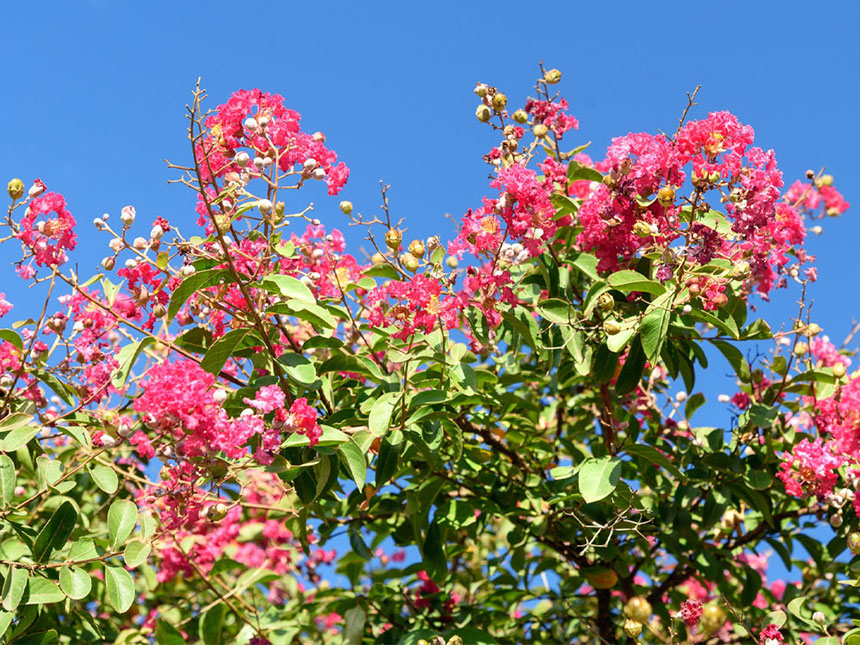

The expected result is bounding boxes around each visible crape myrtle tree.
[0,64,856,644]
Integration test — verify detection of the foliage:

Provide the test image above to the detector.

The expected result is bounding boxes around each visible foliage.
[0,67,855,644]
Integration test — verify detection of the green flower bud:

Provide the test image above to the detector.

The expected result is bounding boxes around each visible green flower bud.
[512,109,528,124]
[339,200,353,215]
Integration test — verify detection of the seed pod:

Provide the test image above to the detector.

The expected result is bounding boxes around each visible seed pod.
[512,109,528,124]
[491,93,507,112]
[408,240,426,259]
[475,105,492,123]
[7,178,24,200]
[657,186,675,207]
[624,596,652,623]
[597,292,615,312]
[623,619,642,638]
[385,228,402,250]
[544,68,562,84]
[603,320,622,335]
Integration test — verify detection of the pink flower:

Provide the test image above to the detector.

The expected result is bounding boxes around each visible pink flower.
[760,623,784,644]
[678,599,702,627]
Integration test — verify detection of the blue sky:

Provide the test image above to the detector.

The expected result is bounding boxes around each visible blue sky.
[2,0,858,587]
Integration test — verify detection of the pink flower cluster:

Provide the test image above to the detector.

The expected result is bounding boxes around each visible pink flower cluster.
[576,111,809,297]
[16,191,77,267]
[677,599,702,627]
[199,88,349,196]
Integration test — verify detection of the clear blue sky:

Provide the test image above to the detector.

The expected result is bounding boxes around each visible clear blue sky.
[2,0,858,586]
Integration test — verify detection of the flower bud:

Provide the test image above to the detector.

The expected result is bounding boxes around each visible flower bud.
[213,388,228,404]
[813,611,826,625]
[7,178,24,200]
[93,218,105,230]
[258,199,273,216]
[476,105,492,123]
[101,256,116,271]
[833,362,846,378]
[491,93,507,112]
[401,254,419,272]
[235,152,250,167]
[340,200,353,215]
[830,513,843,528]
[657,186,675,208]
[28,181,45,198]
[133,237,148,250]
[701,604,727,634]
[385,228,402,250]
[408,240,426,259]
[543,69,562,84]
[805,323,821,337]
[243,117,258,131]
[794,342,809,357]
[151,225,165,241]
[533,124,549,138]
[474,83,488,98]
[120,205,136,227]
[623,619,642,638]
[446,256,458,269]
[805,169,815,180]
[371,252,386,265]
[311,167,325,181]
[847,532,860,554]
[512,109,528,124]
[816,174,834,187]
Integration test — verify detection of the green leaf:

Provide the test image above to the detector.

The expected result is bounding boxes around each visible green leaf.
[32,501,77,562]
[641,292,672,362]
[709,339,751,382]
[615,336,646,395]
[200,329,248,375]
[0,330,23,350]
[606,326,637,353]
[111,337,155,389]
[58,566,91,600]
[343,605,366,645]
[787,596,818,629]
[369,392,398,437]
[259,274,315,304]
[155,619,185,645]
[538,299,575,325]
[624,444,682,480]
[579,457,622,503]
[607,270,666,295]
[199,604,227,645]
[423,520,447,581]
[339,438,367,489]
[0,455,15,506]
[24,577,65,605]
[123,540,151,568]
[375,434,402,487]
[592,344,620,385]
[104,566,135,613]
[764,609,786,628]
[167,269,228,321]
[567,161,603,183]
[88,463,118,494]
[156,251,169,270]
[278,353,319,387]
[107,500,137,550]
[1,566,27,611]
